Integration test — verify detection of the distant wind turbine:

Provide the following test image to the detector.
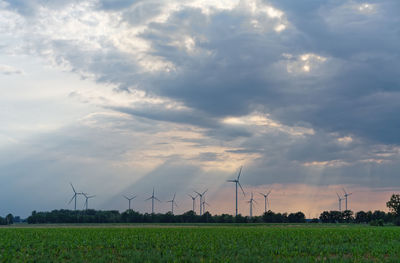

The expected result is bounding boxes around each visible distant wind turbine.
[145,187,161,214]
[336,192,343,212]
[123,195,137,210]
[259,190,271,213]
[82,193,95,210]
[247,192,257,218]
[167,193,178,214]
[202,196,210,214]
[188,194,197,212]
[68,183,81,211]
[194,189,208,216]
[342,188,352,211]
[227,166,245,216]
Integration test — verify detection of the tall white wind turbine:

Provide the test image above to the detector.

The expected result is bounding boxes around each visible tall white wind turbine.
[202,196,210,214]
[82,193,95,210]
[68,183,81,211]
[247,192,257,218]
[194,190,208,216]
[167,193,178,214]
[227,166,245,216]
[145,187,161,214]
[343,188,352,211]
[123,195,137,210]
[336,192,343,212]
[259,190,271,213]
[188,194,197,212]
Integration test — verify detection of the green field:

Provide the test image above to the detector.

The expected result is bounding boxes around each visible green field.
[1,224,400,262]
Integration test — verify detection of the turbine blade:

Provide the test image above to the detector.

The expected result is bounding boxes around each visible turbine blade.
[194,191,201,196]
[342,188,347,195]
[132,195,137,199]
[259,192,265,197]
[145,197,152,201]
[173,193,176,200]
[237,166,243,180]
[202,189,208,195]
[123,195,129,200]
[70,183,76,193]
[68,195,75,204]
[227,180,236,182]
[155,197,162,202]
[238,182,245,196]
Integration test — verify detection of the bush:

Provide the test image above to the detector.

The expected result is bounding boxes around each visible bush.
[394,217,400,226]
[369,219,384,226]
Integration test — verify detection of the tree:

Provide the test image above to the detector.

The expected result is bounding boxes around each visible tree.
[386,194,400,216]
[6,214,14,225]
[355,211,368,223]
[342,210,354,223]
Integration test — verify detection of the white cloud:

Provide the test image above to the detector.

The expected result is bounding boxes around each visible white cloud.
[0,64,23,75]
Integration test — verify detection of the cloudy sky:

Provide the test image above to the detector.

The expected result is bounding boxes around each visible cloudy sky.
[1,0,400,218]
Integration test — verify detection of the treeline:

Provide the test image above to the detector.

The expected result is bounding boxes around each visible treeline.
[26,209,307,224]
[0,214,15,225]
[319,210,400,225]
[25,209,400,225]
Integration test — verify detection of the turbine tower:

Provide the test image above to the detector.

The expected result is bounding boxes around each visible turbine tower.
[82,193,95,210]
[227,166,245,216]
[145,187,161,214]
[167,193,178,214]
[68,183,81,210]
[247,192,257,218]
[336,192,343,212]
[259,190,271,213]
[194,189,208,216]
[123,195,137,210]
[188,194,197,212]
[343,188,352,211]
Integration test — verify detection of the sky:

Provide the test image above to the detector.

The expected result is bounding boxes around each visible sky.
[1,0,400,218]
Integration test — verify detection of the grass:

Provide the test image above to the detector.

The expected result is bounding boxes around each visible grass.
[1,224,400,262]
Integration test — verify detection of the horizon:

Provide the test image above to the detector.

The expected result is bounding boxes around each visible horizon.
[1,0,400,218]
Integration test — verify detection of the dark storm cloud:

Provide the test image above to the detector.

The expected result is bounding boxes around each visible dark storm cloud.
[129,1,400,145]
[5,0,400,145]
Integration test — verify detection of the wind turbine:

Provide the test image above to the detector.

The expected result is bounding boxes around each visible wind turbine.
[194,189,208,216]
[68,183,81,210]
[336,192,343,212]
[247,192,257,218]
[259,190,271,213]
[82,193,95,210]
[145,187,161,214]
[167,193,178,214]
[342,188,352,211]
[123,195,137,210]
[227,166,245,216]
[202,196,210,214]
[188,194,197,212]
